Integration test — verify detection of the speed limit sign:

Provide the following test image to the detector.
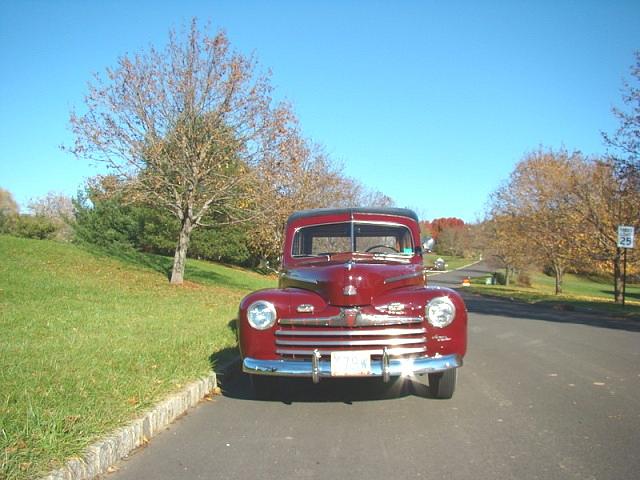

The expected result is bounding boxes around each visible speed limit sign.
[617,225,635,249]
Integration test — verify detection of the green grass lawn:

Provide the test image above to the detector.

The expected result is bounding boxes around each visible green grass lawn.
[467,270,640,317]
[0,235,275,480]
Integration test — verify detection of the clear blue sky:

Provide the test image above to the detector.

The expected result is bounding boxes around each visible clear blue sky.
[1,0,638,222]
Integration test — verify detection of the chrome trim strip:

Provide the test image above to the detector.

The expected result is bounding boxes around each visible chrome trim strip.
[276,346,427,356]
[275,337,426,347]
[243,353,463,381]
[360,314,423,325]
[280,274,319,285]
[280,314,423,327]
[280,316,337,326]
[384,271,424,284]
[275,327,426,337]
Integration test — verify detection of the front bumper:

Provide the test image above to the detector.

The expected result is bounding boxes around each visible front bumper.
[243,352,462,384]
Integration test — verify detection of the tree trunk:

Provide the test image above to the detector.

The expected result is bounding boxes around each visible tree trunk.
[553,263,563,295]
[613,248,623,304]
[171,217,194,285]
[554,270,562,295]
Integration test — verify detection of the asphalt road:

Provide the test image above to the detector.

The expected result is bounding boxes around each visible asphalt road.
[110,262,640,480]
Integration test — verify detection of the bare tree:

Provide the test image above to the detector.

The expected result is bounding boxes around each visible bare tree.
[67,20,292,284]
[28,192,74,241]
[603,51,640,171]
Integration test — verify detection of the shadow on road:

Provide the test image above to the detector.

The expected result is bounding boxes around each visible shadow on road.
[460,291,640,332]
[217,363,433,404]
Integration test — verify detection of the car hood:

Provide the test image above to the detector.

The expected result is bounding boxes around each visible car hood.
[279,260,425,306]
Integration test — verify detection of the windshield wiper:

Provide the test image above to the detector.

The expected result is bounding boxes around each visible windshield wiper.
[371,253,412,263]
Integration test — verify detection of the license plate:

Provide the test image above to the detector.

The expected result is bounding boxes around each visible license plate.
[331,351,371,376]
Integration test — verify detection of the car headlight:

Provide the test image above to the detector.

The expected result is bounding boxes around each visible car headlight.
[426,296,455,328]
[247,301,277,330]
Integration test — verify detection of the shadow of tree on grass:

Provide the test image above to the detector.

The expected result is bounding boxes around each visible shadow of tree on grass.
[81,243,276,290]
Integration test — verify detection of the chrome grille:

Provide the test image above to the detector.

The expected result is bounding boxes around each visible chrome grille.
[275,325,426,359]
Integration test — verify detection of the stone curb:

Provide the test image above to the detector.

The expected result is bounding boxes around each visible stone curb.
[41,372,218,480]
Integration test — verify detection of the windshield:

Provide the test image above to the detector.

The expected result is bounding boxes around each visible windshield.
[292,222,414,257]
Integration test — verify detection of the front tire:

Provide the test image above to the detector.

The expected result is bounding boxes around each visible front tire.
[428,369,457,399]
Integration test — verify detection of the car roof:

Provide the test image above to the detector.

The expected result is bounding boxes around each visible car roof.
[286,207,419,224]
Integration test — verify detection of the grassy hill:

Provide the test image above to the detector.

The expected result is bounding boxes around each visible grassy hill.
[0,235,275,479]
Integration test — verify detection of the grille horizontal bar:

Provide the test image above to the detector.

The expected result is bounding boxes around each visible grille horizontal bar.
[276,346,427,356]
[276,337,426,347]
[275,327,426,337]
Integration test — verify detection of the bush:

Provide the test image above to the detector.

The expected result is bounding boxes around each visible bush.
[1,210,66,241]
[72,184,259,268]
[136,207,179,255]
[74,193,140,248]
[190,224,255,266]
[13,215,57,239]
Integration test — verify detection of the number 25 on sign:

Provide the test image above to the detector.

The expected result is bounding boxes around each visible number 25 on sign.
[617,226,635,249]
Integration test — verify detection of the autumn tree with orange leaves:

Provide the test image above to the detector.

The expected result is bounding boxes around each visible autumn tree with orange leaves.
[422,217,465,240]
[485,54,640,300]
[571,159,639,303]
[481,214,534,286]
[250,125,393,264]
[248,129,353,264]
[488,148,586,294]
[598,51,640,302]
[487,148,639,300]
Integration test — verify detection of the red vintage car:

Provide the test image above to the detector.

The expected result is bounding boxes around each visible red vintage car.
[238,208,467,399]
